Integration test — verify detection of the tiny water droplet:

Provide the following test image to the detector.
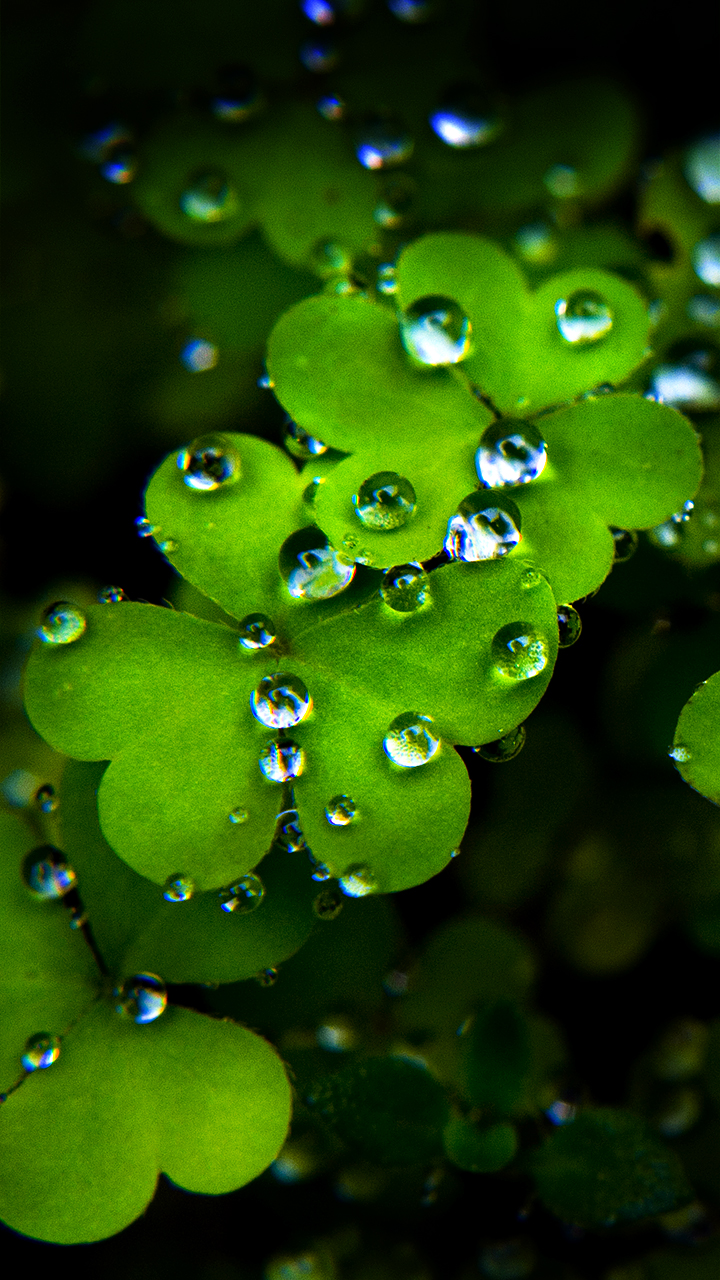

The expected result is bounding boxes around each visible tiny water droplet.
[355,117,414,170]
[98,585,127,603]
[135,516,156,538]
[259,739,306,782]
[555,290,613,344]
[229,806,249,825]
[473,725,526,762]
[181,338,218,372]
[22,1033,61,1072]
[180,170,239,223]
[258,370,275,389]
[101,149,136,184]
[429,85,501,149]
[211,63,261,123]
[557,603,582,647]
[317,93,346,121]
[475,419,547,487]
[514,221,558,265]
[648,361,720,411]
[492,622,549,681]
[546,1098,577,1125]
[34,784,58,814]
[444,493,521,561]
[276,810,307,851]
[339,863,378,896]
[159,538,178,555]
[383,711,440,767]
[178,433,241,491]
[377,263,398,295]
[309,853,332,881]
[22,845,77,899]
[353,471,417,530]
[313,886,344,919]
[520,566,546,590]
[238,613,276,650]
[544,163,580,198]
[325,794,357,825]
[162,873,195,903]
[400,295,471,366]
[37,601,86,646]
[251,673,312,729]
[692,233,720,286]
[380,562,430,613]
[218,872,265,913]
[669,745,691,763]
[687,295,720,328]
[683,133,720,204]
[611,527,638,562]
[256,967,279,987]
[450,847,461,858]
[116,973,167,1023]
[300,37,339,73]
[283,420,329,458]
[280,528,356,600]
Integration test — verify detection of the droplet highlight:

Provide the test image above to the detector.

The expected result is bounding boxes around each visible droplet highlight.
[325,794,357,826]
[162,873,195,903]
[444,493,521,561]
[180,170,239,223]
[251,673,312,729]
[22,1033,61,1072]
[473,725,526,763]
[116,973,167,1024]
[178,433,241,491]
[355,117,414,170]
[34,784,59,815]
[557,603,582,647]
[37,602,86,646]
[400,295,472,366]
[280,528,356,600]
[259,740,306,782]
[339,863,379,897]
[22,845,77,899]
[98,585,128,603]
[555,290,613,345]
[475,420,547,488]
[692,234,720,286]
[218,872,265,914]
[429,85,501,149]
[353,471,417,530]
[238,613,276,651]
[491,622,549,681]
[383,711,440,767]
[283,420,329,459]
[684,134,720,204]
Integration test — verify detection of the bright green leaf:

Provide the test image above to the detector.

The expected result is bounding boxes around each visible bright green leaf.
[672,670,720,806]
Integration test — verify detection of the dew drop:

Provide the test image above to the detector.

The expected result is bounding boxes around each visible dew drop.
[377,263,398,295]
[251,673,312,729]
[211,64,261,123]
[555,290,613,344]
[383,711,440,767]
[544,164,580,198]
[162,873,195,903]
[115,973,167,1023]
[238,613,276,650]
[218,872,265,914]
[648,361,720,411]
[98,585,128,603]
[279,528,356,600]
[34,784,58,815]
[684,133,720,204]
[256,967,279,987]
[309,853,332,881]
[611,527,639,562]
[159,538,178,555]
[429,85,501,149]
[339,863,379,896]
[669,745,691,764]
[37,601,86,646]
[473,725,526,762]
[178,433,241,491]
[514,221,558,266]
[300,37,339,73]
[519,566,546,590]
[692,233,720,286]
[353,471,417,530]
[380,562,430,613]
[444,493,521,561]
[229,806,249,825]
[135,516,156,538]
[101,149,136,184]
[557,603,582,647]
[283,420,329,458]
[180,170,239,223]
[492,622,549,681]
[181,338,218,372]
[259,739,306,782]
[22,845,77,899]
[313,886,345,919]
[310,239,351,279]
[276,809,307,851]
[475,420,547,488]
[355,117,414,170]
[317,93,346,121]
[400,295,472,366]
[687,295,720,328]
[22,1033,61,1072]
[325,794,357,826]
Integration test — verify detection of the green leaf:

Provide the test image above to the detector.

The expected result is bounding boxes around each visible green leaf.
[458,1000,531,1114]
[530,1108,693,1227]
[443,1117,517,1173]
[672,670,720,805]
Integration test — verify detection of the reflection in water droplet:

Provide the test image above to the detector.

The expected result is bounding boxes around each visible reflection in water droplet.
[684,134,720,204]
[611,527,639,562]
[238,613,276,651]
[181,338,218,372]
[229,806,249,825]
[514,222,558,265]
[400,295,471,365]
[22,845,77,899]
[22,1033,61,1072]
[34,784,59,814]
[692,234,720,286]
[557,603,582,647]
[688,295,720,328]
[178,433,241,490]
[259,740,306,782]
[218,872,265,913]
[135,517,156,538]
[276,809,306,851]
[473,725,526,762]
[283,420,329,459]
[162,873,195,903]
[353,471,417,530]
[116,973,167,1023]
[669,745,691,763]
[300,37,338,73]
[429,85,501,148]
[325,794,357,825]
[492,622,549,680]
[180,171,239,222]
[98,585,127,603]
[251,673,313,729]
[383,711,440,767]
[475,420,547,488]
[555,290,613,344]
[380,562,430,613]
[313,886,344,919]
[544,164,580,198]
[355,118,414,170]
[317,93,346,121]
[444,493,521,561]
[256,967,279,987]
[211,64,261,122]
[37,601,86,646]
[280,528,356,600]
[339,864,378,896]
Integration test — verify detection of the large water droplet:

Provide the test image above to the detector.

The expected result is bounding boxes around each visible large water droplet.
[444,493,521,561]
[687,295,720,328]
[692,233,720,286]
[180,170,239,222]
[116,973,167,1023]
[181,338,218,372]
[177,433,241,491]
[211,63,261,123]
[313,886,345,919]
[259,739,306,782]
[473,725,526,762]
[339,863,379,896]
[251,673,313,729]
[34,784,58,814]
[325,794,357,825]
[557,603,582,647]
[555,290,613,344]
[475,420,547,488]
[355,117,414,170]
[380,562,430,613]
[611,526,638,562]
[37,601,86,645]
[400,295,472,366]
[648,361,720,411]
[353,471,417,530]
[256,967,279,987]
[98,585,128,603]
[283,420,329,458]
[218,872,265,914]
[429,85,501,149]
[22,845,77,899]
[544,164,580,198]
[229,806,249,825]
[383,711,440,767]
[22,1033,61,1072]
[238,613,276,651]
[162,873,195,903]
[684,134,720,204]
[280,528,356,600]
[492,622,549,680]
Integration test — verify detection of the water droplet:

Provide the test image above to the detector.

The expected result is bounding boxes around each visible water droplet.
[310,239,351,279]
[181,338,218,372]
[34,784,58,814]
[669,745,691,764]
[400,295,472,366]
[229,806,249,825]
[177,433,241,491]
[238,613,276,650]
[159,538,178,555]
[300,37,339,73]
[546,1098,577,1125]
[279,528,356,600]
[251,673,313,729]
[387,0,434,20]
[429,85,501,149]
[648,361,720,411]
[316,1015,357,1051]
[313,886,344,919]
[276,809,307,851]
[211,63,261,123]
[81,122,133,164]
[555,290,613,344]
[353,471,417,530]
[473,725,526,762]
[492,622,549,681]
[514,222,558,265]
[611,527,638,562]
[688,295,720,328]
[475,420,547,488]
[309,853,332,881]
[444,493,521,561]
[377,263,398,295]
[339,863,379,896]
[383,711,440,767]
[37,601,86,646]
[162,873,195,903]
[355,117,414,170]
[22,1033,61,1072]
[380,562,430,613]
[98,585,127,603]
[325,794,357,825]
[256,967,279,987]
[373,173,417,228]
[317,93,346,121]
[22,845,77,899]
[519,566,546,590]
[692,233,720,286]
[259,739,306,782]
[544,164,580,198]
[258,370,275,389]
[135,516,156,538]
[684,133,720,204]
[101,149,136,184]
[180,170,239,222]
[115,973,167,1023]
[218,872,265,913]
[283,420,329,458]
[557,603,582,647]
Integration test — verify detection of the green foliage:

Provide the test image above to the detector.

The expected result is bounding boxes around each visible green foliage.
[672,670,720,805]
[457,999,531,1114]
[442,1116,518,1173]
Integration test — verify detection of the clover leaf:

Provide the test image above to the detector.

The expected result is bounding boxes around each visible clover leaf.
[672,670,720,806]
